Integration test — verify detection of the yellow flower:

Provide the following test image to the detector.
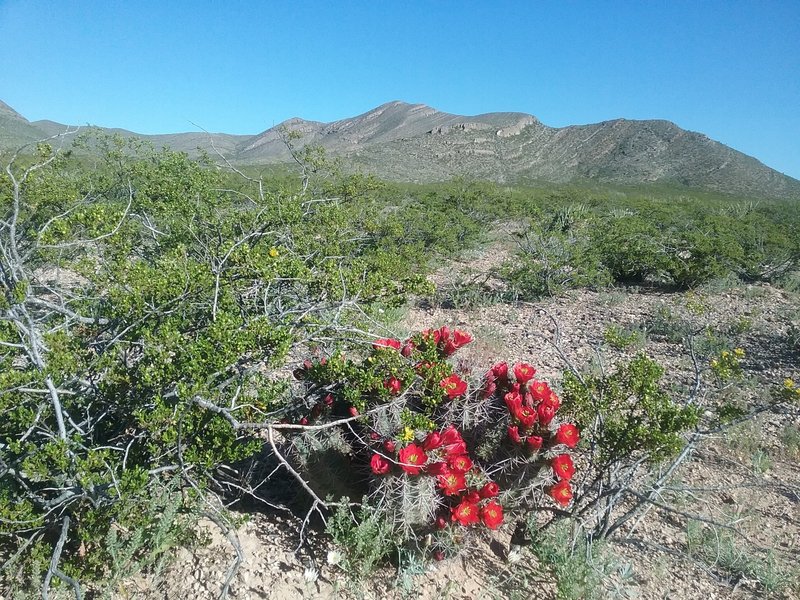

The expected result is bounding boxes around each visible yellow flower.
[401,427,415,442]
[710,359,718,367]
[269,247,279,258]
[721,350,730,358]
[785,378,796,389]
[734,348,745,357]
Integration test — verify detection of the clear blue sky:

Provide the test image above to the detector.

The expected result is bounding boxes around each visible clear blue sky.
[1,1,798,178]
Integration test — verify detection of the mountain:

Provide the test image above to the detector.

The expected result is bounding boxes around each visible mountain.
[1,100,798,200]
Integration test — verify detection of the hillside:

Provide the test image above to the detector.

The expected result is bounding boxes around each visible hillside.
[1,99,798,200]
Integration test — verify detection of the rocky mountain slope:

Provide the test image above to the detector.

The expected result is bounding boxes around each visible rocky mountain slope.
[1,99,798,199]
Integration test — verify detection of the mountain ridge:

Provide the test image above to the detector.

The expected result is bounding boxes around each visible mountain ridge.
[1,99,797,200]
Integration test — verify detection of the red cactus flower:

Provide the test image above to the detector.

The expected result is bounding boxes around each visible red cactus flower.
[370,453,391,475]
[513,405,537,428]
[426,461,450,476]
[452,329,473,348]
[479,481,500,498]
[401,341,415,357]
[481,380,497,399]
[448,453,473,474]
[441,425,463,446]
[444,441,468,456]
[348,406,360,417]
[423,431,442,451]
[434,515,448,529]
[464,490,481,504]
[513,363,537,384]
[384,376,403,395]
[383,439,397,453]
[491,362,509,381]
[504,390,523,414]
[451,499,480,526]
[440,373,468,399]
[299,417,309,426]
[552,454,576,480]
[526,435,543,451]
[373,338,401,350]
[549,480,573,507]
[529,380,552,401]
[481,500,504,530]
[537,402,556,425]
[433,549,445,561]
[555,423,580,448]
[507,425,522,444]
[437,472,467,496]
[323,393,334,406]
[398,443,428,475]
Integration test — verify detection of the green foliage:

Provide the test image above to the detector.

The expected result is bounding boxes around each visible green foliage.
[603,324,646,350]
[326,502,396,581]
[562,354,700,464]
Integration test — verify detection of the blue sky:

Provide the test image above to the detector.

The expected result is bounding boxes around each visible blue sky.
[1,1,798,178]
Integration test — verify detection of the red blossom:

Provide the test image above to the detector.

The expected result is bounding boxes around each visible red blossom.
[369,432,380,441]
[384,376,403,395]
[529,380,552,401]
[437,472,467,496]
[398,443,428,475]
[383,439,397,453]
[507,425,522,444]
[513,363,537,384]
[451,500,480,526]
[433,550,445,561]
[434,515,448,529]
[426,461,450,476]
[481,500,504,530]
[491,362,509,381]
[513,405,537,428]
[545,392,561,411]
[479,482,500,498]
[348,406,360,417]
[504,390,523,414]
[444,441,468,457]
[370,453,391,475]
[537,402,556,425]
[299,417,309,426]
[526,435,543,451]
[549,480,573,507]
[323,393,334,406]
[440,426,463,447]
[464,490,481,504]
[555,423,580,448]
[373,338,401,350]
[401,341,415,357]
[448,454,473,474]
[552,454,576,481]
[452,329,473,348]
[423,431,443,451]
[440,373,468,399]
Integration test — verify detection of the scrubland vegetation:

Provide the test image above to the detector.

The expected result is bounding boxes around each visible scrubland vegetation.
[1,132,798,598]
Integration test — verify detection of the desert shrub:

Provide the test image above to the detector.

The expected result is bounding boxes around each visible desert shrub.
[501,227,612,298]
[561,354,700,465]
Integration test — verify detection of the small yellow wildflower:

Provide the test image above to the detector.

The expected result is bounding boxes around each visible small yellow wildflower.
[785,378,796,389]
[400,427,415,442]
[710,359,719,367]
[269,247,279,258]
[734,348,745,357]
[721,350,730,358]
